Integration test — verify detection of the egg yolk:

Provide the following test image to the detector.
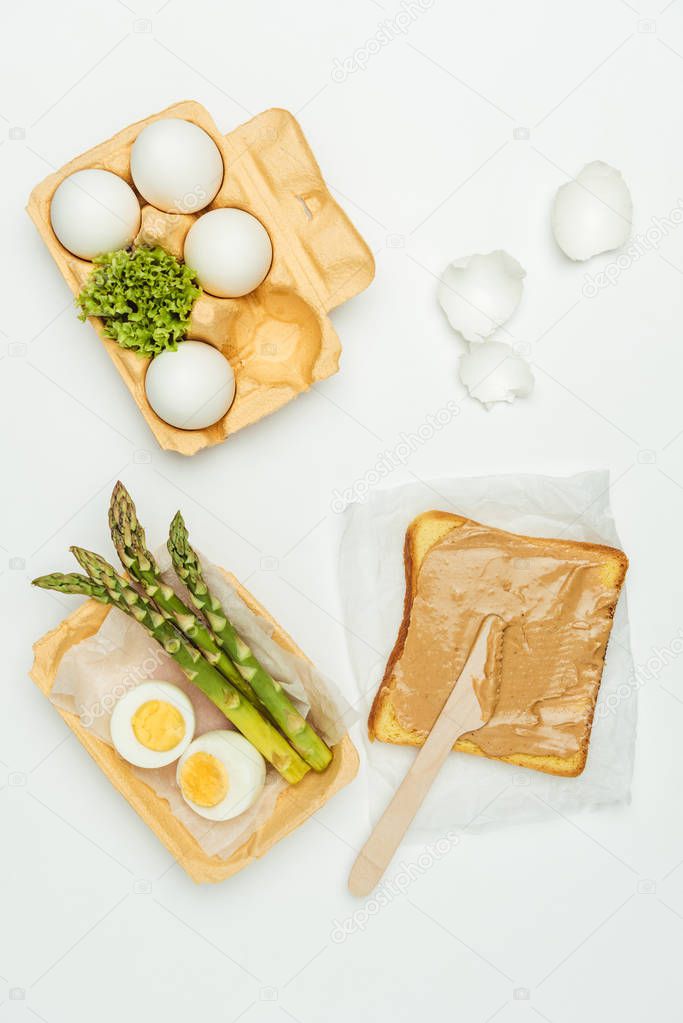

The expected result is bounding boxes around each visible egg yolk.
[131,700,185,752]
[179,752,229,808]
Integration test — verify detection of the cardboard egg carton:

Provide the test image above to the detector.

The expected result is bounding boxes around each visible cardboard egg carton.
[30,570,359,883]
[27,101,375,456]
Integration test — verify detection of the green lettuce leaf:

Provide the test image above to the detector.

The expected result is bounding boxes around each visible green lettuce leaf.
[77,246,201,357]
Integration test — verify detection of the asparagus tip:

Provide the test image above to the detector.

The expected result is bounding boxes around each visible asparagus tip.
[170,510,185,530]
[70,546,103,576]
[109,481,145,556]
[168,511,188,550]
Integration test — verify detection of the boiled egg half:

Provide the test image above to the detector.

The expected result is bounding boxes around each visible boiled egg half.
[110,681,195,768]
[176,730,266,821]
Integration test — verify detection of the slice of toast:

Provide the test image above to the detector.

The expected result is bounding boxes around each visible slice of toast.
[369,511,628,777]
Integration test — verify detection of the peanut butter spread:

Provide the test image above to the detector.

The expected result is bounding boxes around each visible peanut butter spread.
[391,521,624,760]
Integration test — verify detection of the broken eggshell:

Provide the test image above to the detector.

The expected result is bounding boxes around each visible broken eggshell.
[438,251,525,343]
[459,341,534,409]
[551,161,632,261]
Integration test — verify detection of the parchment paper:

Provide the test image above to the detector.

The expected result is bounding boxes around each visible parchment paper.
[51,549,354,860]
[338,471,636,835]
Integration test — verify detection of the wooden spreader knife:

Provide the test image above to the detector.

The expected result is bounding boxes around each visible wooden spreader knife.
[348,614,504,897]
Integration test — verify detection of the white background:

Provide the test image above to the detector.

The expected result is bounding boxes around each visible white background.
[2,0,683,1019]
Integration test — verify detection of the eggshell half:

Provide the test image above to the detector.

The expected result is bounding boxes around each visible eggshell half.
[552,161,632,261]
[438,251,525,343]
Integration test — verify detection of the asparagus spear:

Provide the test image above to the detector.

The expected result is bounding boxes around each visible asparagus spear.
[33,555,310,785]
[108,482,261,710]
[168,512,333,773]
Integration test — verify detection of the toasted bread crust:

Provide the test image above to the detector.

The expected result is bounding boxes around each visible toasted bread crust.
[369,511,628,777]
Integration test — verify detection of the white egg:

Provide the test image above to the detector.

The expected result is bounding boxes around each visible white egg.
[184,208,273,298]
[130,118,224,214]
[50,169,141,260]
[552,161,632,261]
[459,340,534,410]
[145,339,235,430]
[110,681,195,769]
[176,730,266,822]
[438,251,525,343]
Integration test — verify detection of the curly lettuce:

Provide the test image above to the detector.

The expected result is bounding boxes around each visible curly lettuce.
[77,246,201,357]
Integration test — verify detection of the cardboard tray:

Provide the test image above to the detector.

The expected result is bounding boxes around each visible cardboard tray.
[30,571,359,883]
[27,101,375,455]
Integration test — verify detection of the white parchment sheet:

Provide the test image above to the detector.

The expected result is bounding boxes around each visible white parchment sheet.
[338,471,636,835]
